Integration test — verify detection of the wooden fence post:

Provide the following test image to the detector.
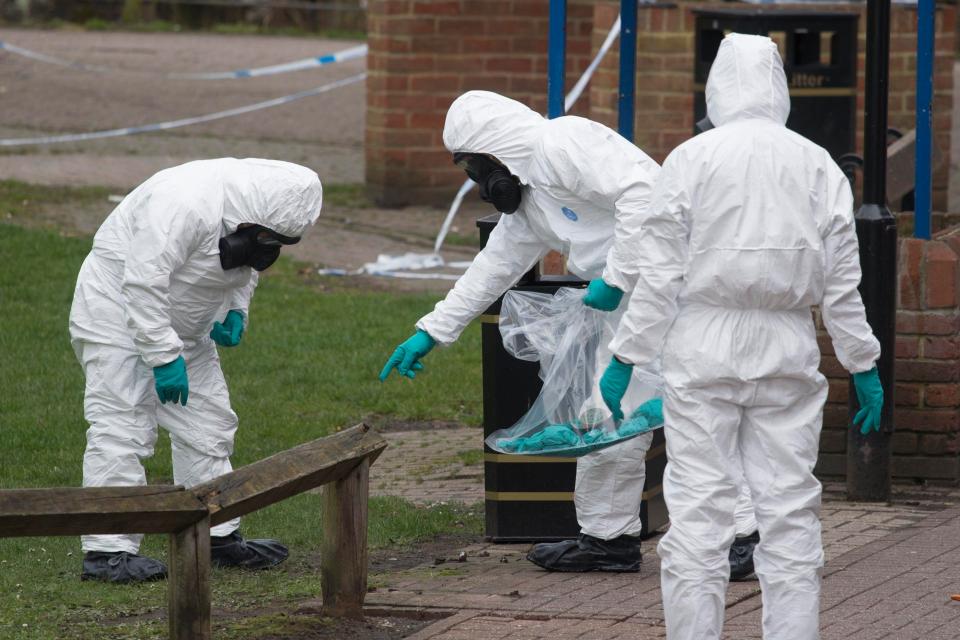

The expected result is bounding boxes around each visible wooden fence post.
[168,515,211,640]
[321,457,370,618]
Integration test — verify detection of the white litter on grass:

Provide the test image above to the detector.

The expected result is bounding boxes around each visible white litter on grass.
[317,252,464,281]
[319,13,624,282]
[372,270,463,281]
[365,252,445,272]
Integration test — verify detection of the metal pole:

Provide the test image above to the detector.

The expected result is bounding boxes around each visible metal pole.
[548,0,567,119]
[618,0,637,141]
[848,0,897,502]
[915,0,935,240]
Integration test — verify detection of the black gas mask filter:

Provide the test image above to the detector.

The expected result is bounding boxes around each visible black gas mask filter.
[453,152,522,214]
[219,224,300,272]
[695,115,715,134]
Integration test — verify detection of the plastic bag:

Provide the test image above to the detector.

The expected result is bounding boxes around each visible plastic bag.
[485,287,664,457]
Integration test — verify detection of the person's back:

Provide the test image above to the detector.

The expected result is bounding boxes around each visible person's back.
[681,122,836,308]
[604,33,883,640]
[664,120,852,385]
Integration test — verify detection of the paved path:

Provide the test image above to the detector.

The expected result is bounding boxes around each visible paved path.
[0,28,365,189]
[369,424,484,506]
[364,457,960,640]
[727,504,960,640]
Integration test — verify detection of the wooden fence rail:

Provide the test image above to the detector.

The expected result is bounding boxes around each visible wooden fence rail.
[0,423,387,640]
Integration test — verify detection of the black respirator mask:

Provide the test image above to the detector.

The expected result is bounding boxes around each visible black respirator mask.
[453,152,522,214]
[695,115,715,134]
[219,224,300,272]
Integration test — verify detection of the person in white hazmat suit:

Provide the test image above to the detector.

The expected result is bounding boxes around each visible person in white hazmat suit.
[379,90,760,573]
[69,158,322,583]
[599,34,885,639]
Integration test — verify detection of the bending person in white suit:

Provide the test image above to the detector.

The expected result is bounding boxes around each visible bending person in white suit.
[380,90,760,573]
[70,158,323,583]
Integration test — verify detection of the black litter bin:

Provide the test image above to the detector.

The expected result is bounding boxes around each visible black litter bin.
[477,214,668,542]
[693,8,859,161]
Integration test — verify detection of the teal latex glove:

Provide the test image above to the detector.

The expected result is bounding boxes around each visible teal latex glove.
[599,356,634,422]
[617,415,651,437]
[582,278,625,312]
[153,356,189,406]
[497,424,580,453]
[379,330,436,381]
[210,309,245,347]
[634,398,663,427]
[852,366,884,435]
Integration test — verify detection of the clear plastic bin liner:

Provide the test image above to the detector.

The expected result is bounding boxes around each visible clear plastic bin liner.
[486,288,664,457]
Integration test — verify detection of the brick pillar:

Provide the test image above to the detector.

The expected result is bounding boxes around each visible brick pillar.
[899,229,960,480]
[819,228,960,483]
[366,0,595,207]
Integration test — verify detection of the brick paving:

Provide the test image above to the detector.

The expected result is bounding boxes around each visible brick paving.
[369,424,484,506]
[724,503,960,640]
[362,432,960,640]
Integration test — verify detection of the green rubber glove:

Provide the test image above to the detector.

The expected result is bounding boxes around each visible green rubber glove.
[852,366,884,435]
[210,309,245,347]
[635,397,664,427]
[582,278,625,312]
[153,356,189,406]
[599,356,634,422]
[379,330,436,381]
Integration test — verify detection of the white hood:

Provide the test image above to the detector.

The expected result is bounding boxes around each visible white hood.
[442,91,546,185]
[706,33,790,127]
[217,158,322,238]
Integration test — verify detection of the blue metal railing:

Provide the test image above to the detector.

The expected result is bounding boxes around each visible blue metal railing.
[618,0,638,141]
[914,0,935,240]
[548,0,567,119]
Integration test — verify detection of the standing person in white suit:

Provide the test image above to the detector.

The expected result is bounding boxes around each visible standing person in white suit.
[600,34,885,639]
[379,90,760,573]
[70,158,323,583]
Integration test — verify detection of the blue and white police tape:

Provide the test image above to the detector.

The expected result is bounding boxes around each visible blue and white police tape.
[0,73,365,147]
[174,44,367,80]
[0,40,112,73]
[0,40,367,79]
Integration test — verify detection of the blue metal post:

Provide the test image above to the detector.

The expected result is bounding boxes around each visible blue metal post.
[915,0,935,240]
[548,0,567,119]
[618,0,637,141]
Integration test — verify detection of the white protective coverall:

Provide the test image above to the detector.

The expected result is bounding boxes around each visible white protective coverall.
[609,34,881,639]
[69,158,322,554]
[420,91,757,540]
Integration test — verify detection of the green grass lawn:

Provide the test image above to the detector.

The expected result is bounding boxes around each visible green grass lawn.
[0,221,484,639]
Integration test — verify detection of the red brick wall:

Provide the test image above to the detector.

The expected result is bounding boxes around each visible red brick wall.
[817,229,960,483]
[366,0,595,206]
[368,1,955,209]
[590,1,956,210]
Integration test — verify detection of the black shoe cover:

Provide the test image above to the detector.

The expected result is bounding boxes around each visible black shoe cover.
[210,531,289,570]
[729,530,760,581]
[81,551,167,584]
[526,533,642,572]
